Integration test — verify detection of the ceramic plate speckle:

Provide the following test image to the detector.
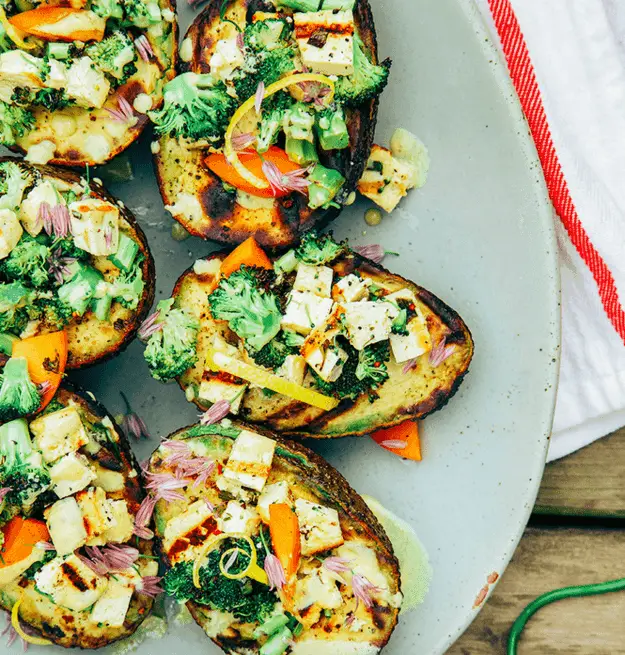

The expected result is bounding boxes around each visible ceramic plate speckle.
[3,0,560,652]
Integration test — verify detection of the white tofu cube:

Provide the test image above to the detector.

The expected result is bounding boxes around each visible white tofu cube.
[49,452,97,499]
[19,180,63,237]
[293,264,334,298]
[210,38,245,82]
[163,499,215,563]
[45,497,88,555]
[319,345,348,382]
[94,465,126,493]
[66,57,110,109]
[76,487,116,546]
[198,374,247,415]
[104,499,135,544]
[0,209,23,260]
[277,354,307,386]
[332,274,372,303]
[257,481,291,523]
[389,317,432,364]
[69,197,120,256]
[35,554,108,612]
[219,500,260,535]
[295,498,344,556]
[30,407,89,463]
[89,575,134,628]
[222,430,276,491]
[343,301,393,350]
[0,51,44,102]
[45,59,68,90]
[281,290,334,335]
[295,568,342,612]
[294,11,354,76]
[358,145,418,213]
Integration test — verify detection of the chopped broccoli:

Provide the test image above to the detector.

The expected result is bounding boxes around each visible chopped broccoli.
[257,108,285,154]
[0,101,35,147]
[334,34,391,106]
[283,103,315,141]
[144,298,200,381]
[0,358,41,422]
[282,330,304,348]
[208,267,282,352]
[34,89,73,111]
[92,0,124,19]
[35,296,73,329]
[313,341,390,400]
[122,0,162,28]
[232,46,297,102]
[162,540,278,623]
[244,18,293,52]
[391,307,409,336]
[0,235,51,288]
[149,73,238,143]
[252,333,297,369]
[0,282,36,335]
[109,259,144,310]
[0,161,36,211]
[51,236,90,261]
[86,31,137,80]
[0,418,50,507]
[57,265,104,316]
[294,231,346,265]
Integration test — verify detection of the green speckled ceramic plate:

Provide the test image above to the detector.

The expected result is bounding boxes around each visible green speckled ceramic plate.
[3,0,560,652]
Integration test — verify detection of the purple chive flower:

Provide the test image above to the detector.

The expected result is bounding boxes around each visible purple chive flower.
[160,439,215,488]
[323,557,352,574]
[138,308,164,341]
[39,202,71,238]
[80,545,140,576]
[379,440,408,450]
[133,524,154,540]
[135,494,158,534]
[200,399,231,426]
[264,554,286,591]
[297,80,330,108]
[429,337,456,367]
[143,469,190,502]
[402,358,418,374]
[47,247,77,285]
[223,549,239,573]
[0,488,11,504]
[120,392,151,441]
[161,440,192,467]
[106,96,135,123]
[134,35,154,62]
[262,161,311,196]
[1,615,20,649]
[204,499,216,512]
[236,32,244,50]
[137,576,163,598]
[255,81,265,114]
[354,244,385,264]
[231,132,256,151]
[35,541,56,551]
[351,573,381,609]
[104,226,114,250]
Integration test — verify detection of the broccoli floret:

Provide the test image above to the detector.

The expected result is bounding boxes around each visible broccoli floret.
[283,103,315,141]
[86,31,137,80]
[0,358,41,422]
[109,259,144,310]
[0,418,50,507]
[0,282,36,335]
[0,161,36,211]
[57,265,104,316]
[162,540,278,623]
[144,298,200,381]
[257,108,284,154]
[0,101,35,146]
[232,46,297,102]
[92,0,124,19]
[252,333,297,369]
[244,18,293,52]
[335,34,391,106]
[391,307,408,336]
[122,0,162,28]
[51,236,90,261]
[149,73,238,143]
[208,267,281,352]
[313,341,390,400]
[35,296,73,329]
[34,88,73,111]
[0,235,51,288]
[294,231,346,265]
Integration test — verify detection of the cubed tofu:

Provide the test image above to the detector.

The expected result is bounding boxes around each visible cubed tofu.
[45,497,88,555]
[293,264,334,298]
[277,354,307,386]
[335,541,394,604]
[318,345,348,382]
[294,10,354,76]
[222,430,276,491]
[94,464,126,492]
[295,567,342,612]
[219,500,260,535]
[66,57,110,109]
[69,197,120,256]
[89,572,135,627]
[343,301,393,350]
[257,481,291,523]
[19,180,63,237]
[332,274,372,303]
[30,407,89,464]
[35,554,108,612]
[49,452,97,499]
[389,317,431,363]
[0,51,44,102]
[281,290,334,335]
[163,499,215,563]
[198,373,247,415]
[210,38,245,82]
[76,487,116,546]
[0,209,23,259]
[295,498,344,556]
[357,145,418,213]
[46,59,68,90]
[104,499,135,544]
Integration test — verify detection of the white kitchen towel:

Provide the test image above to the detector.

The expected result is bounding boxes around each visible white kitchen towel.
[474,0,625,461]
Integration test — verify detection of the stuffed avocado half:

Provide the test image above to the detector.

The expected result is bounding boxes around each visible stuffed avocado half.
[0,382,157,649]
[0,159,154,371]
[0,0,177,166]
[153,0,389,249]
[150,421,401,654]
[139,233,473,438]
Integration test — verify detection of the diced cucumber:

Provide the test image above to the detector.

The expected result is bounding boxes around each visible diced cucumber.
[108,233,139,272]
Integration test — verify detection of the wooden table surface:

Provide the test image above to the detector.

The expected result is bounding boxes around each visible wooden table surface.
[449,427,625,654]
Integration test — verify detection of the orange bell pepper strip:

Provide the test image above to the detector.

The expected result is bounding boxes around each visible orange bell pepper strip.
[220,237,273,278]
[205,146,303,198]
[371,420,422,461]
[0,517,50,568]
[12,331,68,412]
[269,503,301,608]
[9,7,105,42]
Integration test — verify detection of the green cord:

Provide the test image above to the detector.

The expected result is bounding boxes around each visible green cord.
[508,577,625,654]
